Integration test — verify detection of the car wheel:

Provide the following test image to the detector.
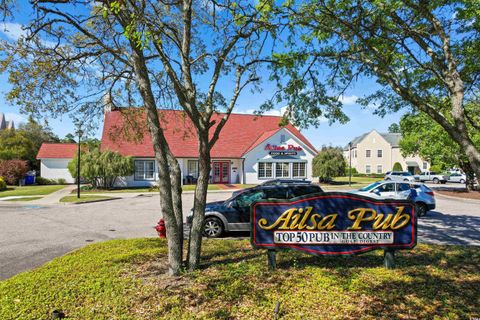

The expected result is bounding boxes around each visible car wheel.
[460,179,465,184]
[203,217,224,238]
[416,203,427,217]
[433,178,439,184]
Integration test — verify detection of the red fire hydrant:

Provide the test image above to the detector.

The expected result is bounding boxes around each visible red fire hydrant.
[155,219,167,238]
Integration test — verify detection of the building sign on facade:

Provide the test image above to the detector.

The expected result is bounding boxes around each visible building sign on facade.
[251,192,416,258]
[265,144,303,156]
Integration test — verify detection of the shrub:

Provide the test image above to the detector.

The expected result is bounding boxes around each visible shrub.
[345,167,358,176]
[57,178,67,185]
[0,176,6,190]
[0,160,29,185]
[392,162,403,171]
[312,147,347,182]
[68,149,134,189]
[36,177,55,185]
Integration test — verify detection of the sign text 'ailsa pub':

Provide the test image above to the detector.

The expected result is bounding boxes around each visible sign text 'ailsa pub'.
[251,192,416,267]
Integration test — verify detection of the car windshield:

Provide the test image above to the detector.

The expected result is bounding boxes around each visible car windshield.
[359,182,382,191]
[402,172,412,176]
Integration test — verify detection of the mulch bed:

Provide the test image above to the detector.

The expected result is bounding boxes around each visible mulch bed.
[436,190,480,200]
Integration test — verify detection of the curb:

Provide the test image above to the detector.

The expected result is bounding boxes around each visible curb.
[68,197,122,205]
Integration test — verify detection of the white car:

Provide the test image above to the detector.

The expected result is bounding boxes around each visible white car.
[448,172,466,184]
[384,171,416,182]
[350,180,436,217]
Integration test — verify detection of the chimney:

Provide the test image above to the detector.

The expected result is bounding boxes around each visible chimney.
[103,92,116,113]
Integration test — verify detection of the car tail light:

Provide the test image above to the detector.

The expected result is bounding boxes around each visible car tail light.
[426,191,434,196]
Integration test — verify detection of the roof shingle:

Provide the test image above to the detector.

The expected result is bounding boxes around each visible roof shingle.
[37,143,77,159]
[100,109,316,158]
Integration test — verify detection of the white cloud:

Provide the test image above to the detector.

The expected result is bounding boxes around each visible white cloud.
[0,22,57,47]
[338,94,359,105]
[0,22,27,42]
[4,112,27,125]
[236,108,283,116]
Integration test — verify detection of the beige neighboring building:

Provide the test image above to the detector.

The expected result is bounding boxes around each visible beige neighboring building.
[343,130,429,174]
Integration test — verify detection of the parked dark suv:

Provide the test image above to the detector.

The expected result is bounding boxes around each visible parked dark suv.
[187,184,323,238]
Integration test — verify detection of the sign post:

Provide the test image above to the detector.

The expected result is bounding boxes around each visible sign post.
[251,192,416,269]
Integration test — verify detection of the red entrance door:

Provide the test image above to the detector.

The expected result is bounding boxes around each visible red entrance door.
[212,161,230,184]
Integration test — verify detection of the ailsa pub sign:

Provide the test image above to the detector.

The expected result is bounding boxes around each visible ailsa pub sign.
[251,192,416,257]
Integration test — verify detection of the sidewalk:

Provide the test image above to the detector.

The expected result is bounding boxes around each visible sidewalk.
[29,185,76,205]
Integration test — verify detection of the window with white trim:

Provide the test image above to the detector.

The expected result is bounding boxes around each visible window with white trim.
[187,160,198,178]
[366,165,371,174]
[377,165,382,174]
[135,160,155,180]
[258,162,273,179]
[292,162,306,178]
[366,150,371,158]
[275,162,290,178]
[377,149,383,157]
[423,162,428,169]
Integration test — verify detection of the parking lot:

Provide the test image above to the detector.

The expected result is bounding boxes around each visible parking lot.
[0,188,479,280]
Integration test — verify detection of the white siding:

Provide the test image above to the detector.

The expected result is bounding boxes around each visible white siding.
[243,128,316,184]
[40,158,75,183]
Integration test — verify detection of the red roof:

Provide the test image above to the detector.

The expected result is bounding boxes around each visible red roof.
[37,143,77,159]
[100,109,316,158]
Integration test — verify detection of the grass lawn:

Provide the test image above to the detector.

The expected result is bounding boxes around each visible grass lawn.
[4,196,43,202]
[1,239,478,319]
[59,195,114,203]
[320,176,380,190]
[0,185,65,198]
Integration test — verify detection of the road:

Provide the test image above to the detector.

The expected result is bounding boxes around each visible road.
[0,190,479,280]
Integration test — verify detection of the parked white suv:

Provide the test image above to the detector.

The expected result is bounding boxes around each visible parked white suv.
[384,171,416,182]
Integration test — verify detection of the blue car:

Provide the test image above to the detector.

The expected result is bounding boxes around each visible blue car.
[187,184,323,238]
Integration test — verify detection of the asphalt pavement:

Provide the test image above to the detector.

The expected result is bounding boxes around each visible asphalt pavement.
[0,189,479,280]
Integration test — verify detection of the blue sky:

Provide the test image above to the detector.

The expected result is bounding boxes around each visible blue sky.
[0,6,404,149]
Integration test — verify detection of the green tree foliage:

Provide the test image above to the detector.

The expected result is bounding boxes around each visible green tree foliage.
[312,147,346,182]
[0,130,35,162]
[388,123,401,134]
[271,0,480,180]
[400,107,480,188]
[61,133,77,143]
[392,162,403,171]
[68,149,134,189]
[17,116,59,169]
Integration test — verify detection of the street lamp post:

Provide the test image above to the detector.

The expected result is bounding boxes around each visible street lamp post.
[348,142,352,187]
[76,128,83,199]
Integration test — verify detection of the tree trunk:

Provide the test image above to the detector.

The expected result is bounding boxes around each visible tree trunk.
[187,132,211,270]
[130,48,183,275]
[167,151,184,248]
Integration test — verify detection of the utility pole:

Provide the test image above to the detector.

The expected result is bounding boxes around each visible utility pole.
[349,142,352,187]
[76,127,83,199]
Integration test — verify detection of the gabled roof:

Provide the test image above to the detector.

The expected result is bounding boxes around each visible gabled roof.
[100,109,316,158]
[381,132,401,147]
[37,143,77,159]
[344,130,401,149]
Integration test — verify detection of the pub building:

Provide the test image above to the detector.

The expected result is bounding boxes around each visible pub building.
[37,109,317,187]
